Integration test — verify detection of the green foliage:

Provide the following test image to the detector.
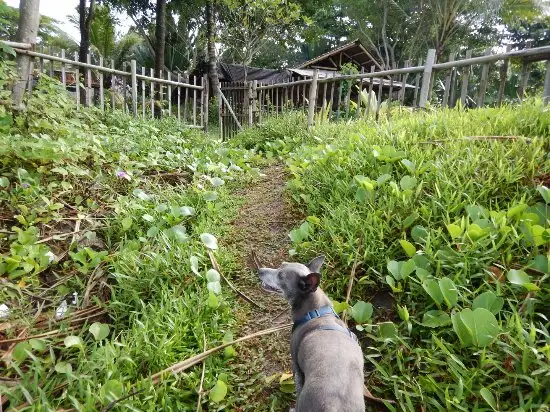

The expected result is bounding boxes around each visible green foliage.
[1,75,263,410]
[279,101,550,410]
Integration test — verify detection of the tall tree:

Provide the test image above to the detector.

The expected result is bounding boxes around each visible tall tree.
[154,0,166,77]
[78,0,96,63]
[89,4,117,58]
[12,0,41,108]
[206,0,219,99]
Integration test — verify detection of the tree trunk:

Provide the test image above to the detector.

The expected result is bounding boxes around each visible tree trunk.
[12,0,41,108]
[154,0,166,79]
[206,0,220,101]
[78,0,95,105]
[78,0,95,63]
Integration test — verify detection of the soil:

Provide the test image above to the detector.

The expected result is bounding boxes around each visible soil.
[225,163,302,411]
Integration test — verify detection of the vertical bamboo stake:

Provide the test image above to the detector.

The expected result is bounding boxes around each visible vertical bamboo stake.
[345,75,352,117]
[203,74,209,130]
[258,87,263,124]
[543,60,550,106]
[460,50,472,107]
[413,58,423,106]
[321,78,328,119]
[366,65,375,119]
[110,59,115,111]
[150,68,155,119]
[307,69,319,129]
[419,49,436,108]
[26,58,34,93]
[99,56,104,111]
[449,64,458,108]
[376,77,383,119]
[61,49,66,87]
[442,52,456,108]
[248,81,254,125]
[275,83,280,116]
[518,40,532,100]
[477,48,491,107]
[355,68,364,118]
[167,72,172,116]
[131,60,138,117]
[398,60,410,105]
[336,78,343,120]
[86,53,92,107]
[39,45,44,73]
[497,45,511,106]
[48,46,54,77]
[329,72,336,118]
[252,80,258,123]
[74,52,80,110]
[159,70,164,111]
[387,64,395,118]
[302,76,307,110]
[184,74,189,123]
[122,62,127,113]
[193,76,197,126]
[142,67,146,118]
[177,73,181,123]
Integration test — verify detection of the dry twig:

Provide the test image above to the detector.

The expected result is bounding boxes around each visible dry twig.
[208,251,265,310]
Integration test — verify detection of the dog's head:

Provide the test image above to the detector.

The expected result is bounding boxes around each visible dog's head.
[258,256,324,302]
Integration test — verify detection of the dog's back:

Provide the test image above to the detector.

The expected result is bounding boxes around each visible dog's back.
[292,318,365,412]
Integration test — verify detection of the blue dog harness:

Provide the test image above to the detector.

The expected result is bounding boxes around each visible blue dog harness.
[292,305,358,342]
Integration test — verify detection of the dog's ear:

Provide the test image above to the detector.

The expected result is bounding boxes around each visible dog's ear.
[307,255,325,273]
[299,272,320,293]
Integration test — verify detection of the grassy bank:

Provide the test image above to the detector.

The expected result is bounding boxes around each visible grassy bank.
[1,76,261,410]
[259,102,550,410]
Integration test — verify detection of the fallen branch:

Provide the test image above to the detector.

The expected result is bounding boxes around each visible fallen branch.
[342,238,363,325]
[251,250,262,270]
[36,229,83,244]
[208,251,265,310]
[195,333,207,412]
[150,323,292,384]
[363,385,395,405]
[0,325,81,345]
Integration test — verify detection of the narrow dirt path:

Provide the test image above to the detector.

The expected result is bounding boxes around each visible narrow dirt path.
[226,163,301,411]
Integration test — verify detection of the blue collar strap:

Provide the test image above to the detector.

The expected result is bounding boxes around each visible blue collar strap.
[293,305,339,331]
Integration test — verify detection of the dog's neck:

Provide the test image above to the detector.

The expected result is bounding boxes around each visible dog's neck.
[291,288,332,321]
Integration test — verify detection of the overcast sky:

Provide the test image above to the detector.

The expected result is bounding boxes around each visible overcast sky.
[5,0,131,41]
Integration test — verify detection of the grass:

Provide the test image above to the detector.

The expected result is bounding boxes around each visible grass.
[2,59,550,411]
[0,74,264,410]
[267,101,550,411]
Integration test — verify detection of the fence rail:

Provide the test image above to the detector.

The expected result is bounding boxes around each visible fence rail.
[219,45,550,138]
[2,40,208,129]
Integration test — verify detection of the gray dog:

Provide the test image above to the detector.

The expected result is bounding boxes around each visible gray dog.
[258,256,365,412]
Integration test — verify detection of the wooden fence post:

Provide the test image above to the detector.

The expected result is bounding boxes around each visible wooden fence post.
[247,81,254,125]
[518,40,532,100]
[477,48,491,107]
[110,59,115,111]
[307,69,319,129]
[99,56,104,111]
[460,50,472,107]
[142,67,146,118]
[543,60,550,106]
[86,53,92,107]
[74,52,80,110]
[442,52,456,108]
[413,58,423,106]
[177,73,181,123]
[419,49,436,108]
[131,59,138,117]
[203,74,209,130]
[150,68,155,119]
[497,45,511,106]
[252,80,258,125]
[61,49,66,86]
